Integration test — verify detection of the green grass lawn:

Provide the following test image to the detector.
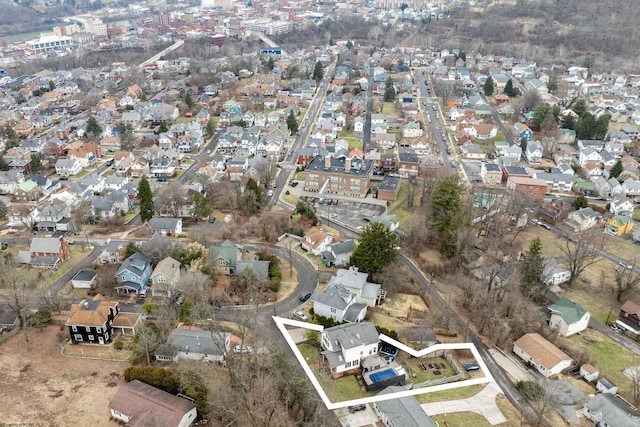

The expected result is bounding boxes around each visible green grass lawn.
[297,343,323,365]
[564,288,616,324]
[570,329,639,400]
[431,411,494,427]
[382,102,397,115]
[313,369,375,402]
[415,384,483,404]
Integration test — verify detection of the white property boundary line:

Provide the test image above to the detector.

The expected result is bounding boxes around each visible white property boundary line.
[273,316,495,410]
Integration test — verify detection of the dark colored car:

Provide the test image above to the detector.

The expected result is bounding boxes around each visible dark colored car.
[209,217,216,223]
[463,363,480,371]
[348,404,366,413]
[291,181,298,187]
[299,292,312,302]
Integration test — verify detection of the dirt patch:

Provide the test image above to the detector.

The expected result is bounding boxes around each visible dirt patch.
[0,326,125,425]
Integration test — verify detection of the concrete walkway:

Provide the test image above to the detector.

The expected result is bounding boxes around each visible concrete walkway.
[420,381,507,425]
[488,348,533,382]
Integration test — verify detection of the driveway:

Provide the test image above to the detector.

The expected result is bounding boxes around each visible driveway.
[488,348,533,382]
[334,405,378,427]
[420,381,507,425]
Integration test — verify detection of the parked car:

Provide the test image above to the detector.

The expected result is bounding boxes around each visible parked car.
[293,311,308,321]
[348,404,366,413]
[299,292,312,302]
[463,363,480,371]
[291,181,298,187]
[209,217,216,223]
[157,177,167,183]
[619,261,633,270]
[611,324,622,333]
[233,345,253,354]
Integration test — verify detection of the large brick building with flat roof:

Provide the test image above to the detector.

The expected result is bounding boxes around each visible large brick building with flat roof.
[304,155,374,198]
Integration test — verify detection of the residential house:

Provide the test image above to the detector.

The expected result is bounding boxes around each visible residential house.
[506,176,547,199]
[623,179,640,197]
[373,386,438,427]
[150,158,175,178]
[65,295,120,344]
[148,217,183,236]
[155,327,230,363]
[208,240,239,275]
[583,393,639,427]
[481,162,503,185]
[110,380,197,427]
[616,300,640,334]
[609,194,635,216]
[513,333,573,377]
[542,258,571,286]
[150,257,181,297]
[533,172,573,193]
[0,305,19,331]
[35,203,74,232]
[514,123,533,143]
[54,158,82,177]
[321,322,379,375]
[0,170,24,194]
[321,240,357,268]
[605,215,633,236]
[461,142,487,160]
[525,140,543,163]
[548,297,591,337]
[371,215,400,233]
[301,227,333,256]
[310,285,366,324]
[564,207,602,232]
[100,241,125,264]
[402,121,423,138]
[115,252,152,296]
[398,149,420,177]
[71,269,97,289]
[593,176,612,197]
[328,267,382,307]
[19,237,71,268]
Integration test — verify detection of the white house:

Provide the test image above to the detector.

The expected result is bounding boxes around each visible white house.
[513,333,573,377]
[155,328,229,363]
[321,322,379,374]
[596,378,618,395]
[301,227,333,256]
[548,297,591,337]
[402,121,423,138]
[564,207,601,232]
[150,256,181,298]
[328,266,382,307]
[542,258,571,286]
[310,286,366,323]
[526,140,544,163]
[580,363,599,382]
[622,179,640,197]
[55,158,82,177]
[610,194,635,216]
[578,148,603,167]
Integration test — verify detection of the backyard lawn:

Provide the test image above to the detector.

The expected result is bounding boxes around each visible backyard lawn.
[570,329,639,400]
[382,102,397,115]
[402,356,457,384]
[313,369,376,402]
[297,343,323,365]
[414,383,483,404]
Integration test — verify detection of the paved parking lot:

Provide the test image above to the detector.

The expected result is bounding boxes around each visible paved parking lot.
[316,199,386,231]
[460,160,483,183]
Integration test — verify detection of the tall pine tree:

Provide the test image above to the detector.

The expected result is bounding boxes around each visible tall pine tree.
[138,177,154,223]
[483,76,495,96]
[520,238,545,301]
[504,79,516,97]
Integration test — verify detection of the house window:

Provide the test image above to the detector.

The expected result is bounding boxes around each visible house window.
[345,361,351,368]
[88,335,94,341]
[96,327,101,333]
[331,308,336,313]
[72,326,77,332]
[74,334,83,342]
[353,359,359,366]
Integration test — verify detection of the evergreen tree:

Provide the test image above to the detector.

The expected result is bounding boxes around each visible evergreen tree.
[346,40,353,50]
[504,79,516,97]
[191,192,213,219]
[349,222,398,274]
[312,61,324,82]
[29,154,42,173]
[286,110,299,134]
[610,159,623,179]
[0,199,7,220]
[520,238,545,301]
[384,77,396,102]
[483,76,495,96]
[573,195,589,210]
[245,177,262,203]
[184,92,194,110]
[158,123,168,133]
[205,118,215,138]
[0,156,9,171]
[85,116,102,139]
[267,57,275,71]
[572,99,588,118]
[561,114,575,130]
[430,175,464,258]
[138,177,154,223]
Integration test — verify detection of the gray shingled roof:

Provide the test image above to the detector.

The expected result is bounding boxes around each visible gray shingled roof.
[375,386,437,427]
[323,322,378,350]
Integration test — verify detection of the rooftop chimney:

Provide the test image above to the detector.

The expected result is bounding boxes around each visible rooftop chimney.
[344,157,351,172]
[324,154,331,168]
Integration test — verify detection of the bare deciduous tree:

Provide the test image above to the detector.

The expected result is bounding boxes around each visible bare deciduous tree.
[558,233,603,287]
[611,261,640,302]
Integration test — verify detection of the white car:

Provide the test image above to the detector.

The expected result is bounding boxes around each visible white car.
[233,345,253,354]
[294,311,308,321]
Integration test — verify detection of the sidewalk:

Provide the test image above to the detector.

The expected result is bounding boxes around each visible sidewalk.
[420,381,507,425]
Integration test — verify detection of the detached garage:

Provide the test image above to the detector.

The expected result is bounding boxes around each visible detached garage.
[513,333,573,378]
[71,269,97,289]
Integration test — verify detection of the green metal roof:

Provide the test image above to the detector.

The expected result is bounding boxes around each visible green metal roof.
[548,296,588,325]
